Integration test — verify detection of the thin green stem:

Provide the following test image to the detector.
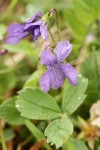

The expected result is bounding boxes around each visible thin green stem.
[0,123,7,150]
[1,0,18,21]
[48,29,56,46]
[55,9,61,41]
[93,48,100,97]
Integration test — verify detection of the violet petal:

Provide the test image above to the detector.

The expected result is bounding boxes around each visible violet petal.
[6,32,29,44]
[40,70,51,92]
[32,27,40,41]
[7,23,24,34]
[55,40,72,62]
[50,65,65,89]
[60,63,78,86]
[26,11,42,23]
[40,49,56,67]
[40,23,49,40]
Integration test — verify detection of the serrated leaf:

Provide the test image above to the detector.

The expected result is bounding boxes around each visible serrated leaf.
[44,118,73,149]
[63,139,89,150]
[62,75,88,115]
[25,120,51,150]
[16,87,61,120]
[0,97,25,125]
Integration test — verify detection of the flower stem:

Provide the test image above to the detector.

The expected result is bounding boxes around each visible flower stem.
[93,47,100,97]
[48,29,56,46]
[0,123,7,150]
[55,9,61,41]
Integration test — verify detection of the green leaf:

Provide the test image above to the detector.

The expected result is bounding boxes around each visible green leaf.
[16,87,61,120]
[98,145,100,150]
[0,97,25,125]
[73,0,100,24]
[4,129,15,141]
[3,40,39,56]
[80,51,100,104]
[73,0,95,25]
[0,63,17,93]
[0,24,7,40]
[64,10,87,40]
[24,71,40,88]
[45,118,73,149]
[62,75,88,115]
[25,120,51,150]
[63,139,89,150]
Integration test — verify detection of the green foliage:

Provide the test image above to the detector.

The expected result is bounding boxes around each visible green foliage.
[64,0,100,41]
[98,145,100,150]
[0,64,17,93]
[63,139,89,150]
[24,71,40,87]
[3,40,39,56]
[25,120,51,150]
[0,97,25,125]
[4,129,15,141]
[80,51,100,104]
[16,77,88,148]
[1,0,18,21]
[16,87,61,120]
[62,75,88,115]
[21,0,72,11]
[1,0,99,149]
[45,118,73,149]
[64,10,87,40]
[0,24,7,40]
[73,0,100,24]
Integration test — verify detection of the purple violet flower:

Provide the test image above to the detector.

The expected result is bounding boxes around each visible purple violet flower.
[6,11,49,44]
[40,40,78,92]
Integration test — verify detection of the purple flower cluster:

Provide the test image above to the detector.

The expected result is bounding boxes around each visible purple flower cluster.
[40,41,78,92]
[6,11,49,44]
[6,10,78,92]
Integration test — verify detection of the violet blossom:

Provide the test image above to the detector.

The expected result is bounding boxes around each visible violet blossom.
[6,11,49,44]
[40,40,78,92]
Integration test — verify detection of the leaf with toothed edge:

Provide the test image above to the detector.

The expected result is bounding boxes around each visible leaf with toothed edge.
[62,74,88,115]
[0,97,25,125]
[16,87,61,120]
[44,118,73,149]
